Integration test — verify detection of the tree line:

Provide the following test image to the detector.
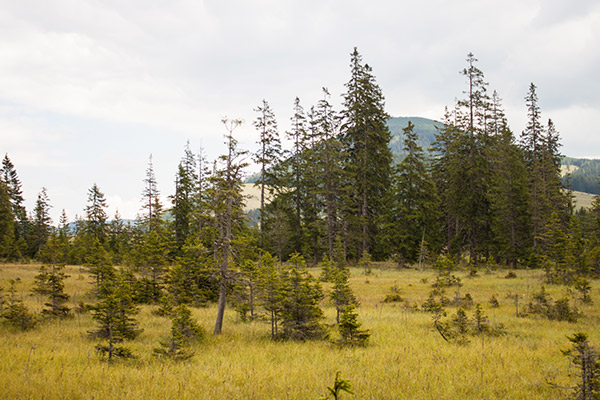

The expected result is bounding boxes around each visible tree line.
[2,49,600,344]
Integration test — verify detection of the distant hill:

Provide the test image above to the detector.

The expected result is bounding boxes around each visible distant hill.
[387,116,441,161]
[562,157,600,195]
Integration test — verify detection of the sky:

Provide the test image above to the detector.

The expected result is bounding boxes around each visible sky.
[1,0,599,223]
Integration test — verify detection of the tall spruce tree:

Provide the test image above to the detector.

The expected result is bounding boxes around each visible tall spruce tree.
[314,88,344,259]
[0,182,16,260]
[285,97,308,254]
[32,187,53,257]
[212,118,248,335]
[487,128,531,267]
[85,184,109,244]
[253,99,283,249]
[1,155,27,258]
[141,155,162,233]
[340,48,393,260]
[172,142,199,252]
[432,54,494,265]
[521,82,547,255]
[520,84,568,261]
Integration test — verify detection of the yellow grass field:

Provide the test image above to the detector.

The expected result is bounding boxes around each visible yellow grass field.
[1,263,599,399]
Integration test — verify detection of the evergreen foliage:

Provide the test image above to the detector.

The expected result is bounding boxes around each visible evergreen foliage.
[320,371,354,400]
[84,184,109,244]
[253,99,283,249]
[386,120,440,265]
[1,280,37,331]
[154,304,204,360]
[32,264,70,318]
[0,182,16,260]
[0,154,27,257]
[337,304,370,347]
[31,187,53,258]
[329,263,358,323]
[255,252,283,339]
[89,275,141,361]
[279,253,327,341]
[211,118,249,335]
[340,48,393,260]
[561,333,600,400]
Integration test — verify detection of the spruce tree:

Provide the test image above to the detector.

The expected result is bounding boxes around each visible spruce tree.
[253,99,283,249]
[154,304,204,360]
[2,279,37,330]
[212,118,248,335]
[32,187,53,257]
[285,97,308,254]
[90,275,141,361]
[107,210,130,265]
[85,183,109,244]
[32,263,70,318]
[166,237,217,306]
[561,332,600,400]
[340,48,393,260]
[337,304,370,347]
[279,253,326,340]
[314,88,344,259]
[171,142,199,252]
[255,252,283,339]
[0,182,16,260]
[1,155,27,253]
[329,263,357,324]
[487,127,531,267]
[85,238,115,295]
[520,83,568,259]
[141,154,162,233]
[133,227,170,303]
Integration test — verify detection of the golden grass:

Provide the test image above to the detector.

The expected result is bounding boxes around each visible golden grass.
[1,263,599,399]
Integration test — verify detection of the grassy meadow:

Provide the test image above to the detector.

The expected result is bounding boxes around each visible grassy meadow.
[1,262,599,399]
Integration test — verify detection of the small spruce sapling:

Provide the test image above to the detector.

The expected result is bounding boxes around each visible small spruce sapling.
[358,252,372,276]
[32,264,70,318]
[561,332,600,400]
[337,304,370,347]
[330,266,358,323]
[320,371,354,400]
[574,278,593,305]
[2,279,36,330]
[154,304,204,360]
[382,284,404,303]
[89,278,141,362]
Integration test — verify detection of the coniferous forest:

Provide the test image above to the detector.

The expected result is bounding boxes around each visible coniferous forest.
[1,50,599,399]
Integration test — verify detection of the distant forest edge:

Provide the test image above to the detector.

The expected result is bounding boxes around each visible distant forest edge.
[248,116,600,196]
[562,157,600,195]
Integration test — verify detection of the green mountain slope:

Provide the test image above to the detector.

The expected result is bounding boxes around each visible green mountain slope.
[387,116,441,162]
[562,157,600,195]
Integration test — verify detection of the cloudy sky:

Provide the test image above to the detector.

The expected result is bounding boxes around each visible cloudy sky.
[1,0,599,222]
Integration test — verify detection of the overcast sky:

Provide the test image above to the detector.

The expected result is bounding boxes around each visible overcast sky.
[1,0,599,223]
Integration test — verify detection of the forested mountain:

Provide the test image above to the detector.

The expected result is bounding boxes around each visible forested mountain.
[387,116,440,162]
[562,157,600,195]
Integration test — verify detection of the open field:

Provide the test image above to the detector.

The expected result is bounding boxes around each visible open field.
[573,190,596,210]
[1,263,599,399]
